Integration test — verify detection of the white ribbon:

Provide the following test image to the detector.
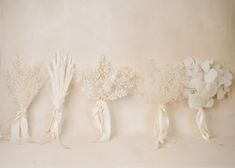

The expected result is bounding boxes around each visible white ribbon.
[42,108,70,149]
[48,109,62,139]
[196,108,212,140]
[155,104,169,148]
[11,109,29,144]
[92,100,111,142]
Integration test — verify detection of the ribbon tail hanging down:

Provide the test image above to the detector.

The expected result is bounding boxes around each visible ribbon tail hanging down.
[155,105,169,149]
[11,109,29,144]
[92,100,111,142]
[196,108,212,140]
[20,116,29,142]
[11,118,20,144]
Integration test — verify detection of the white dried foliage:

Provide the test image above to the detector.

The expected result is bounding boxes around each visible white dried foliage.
[6,57,44,111]
[82,55,136,101]
[49,51,74,110]
[141,58,186,105]
[45,51,74,146]
[181,57,233,110]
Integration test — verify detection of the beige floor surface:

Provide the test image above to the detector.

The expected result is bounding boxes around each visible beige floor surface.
[0,135,234,168]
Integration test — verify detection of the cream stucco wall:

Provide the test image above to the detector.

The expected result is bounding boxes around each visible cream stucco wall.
[0,0,235,167]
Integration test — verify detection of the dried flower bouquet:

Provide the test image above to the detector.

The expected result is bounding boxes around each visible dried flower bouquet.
[6,57,44,144]
[141,58,185,148]
[46,51,74,142]
[82,56,136,141]
[182,57,233,140]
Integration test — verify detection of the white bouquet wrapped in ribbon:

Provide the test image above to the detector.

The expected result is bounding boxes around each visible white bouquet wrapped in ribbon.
[6,57,44,144]
[182,57,233,140]
[46,51,74,143]
[141,58,185,148]
[82,56,136,142]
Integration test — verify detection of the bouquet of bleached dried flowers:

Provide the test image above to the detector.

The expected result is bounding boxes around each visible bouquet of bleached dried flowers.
[82,55,136,141]
[181,57,233,140]
[46,51,74,144]
[6,57,44,144]
[140,58,185,148]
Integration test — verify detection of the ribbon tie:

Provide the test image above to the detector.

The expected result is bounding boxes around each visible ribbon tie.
[11,108,29,144]
[92,100,111,142]
[42,108,70,149]
[155,104,169,148]
[48,108,62,139]
[196,108,212,140]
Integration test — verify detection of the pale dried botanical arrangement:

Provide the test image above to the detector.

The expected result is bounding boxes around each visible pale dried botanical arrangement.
[46,51,74,143]
[6,57,44,144]
[82,55,136,141]
[1,54,233,148]
[140,58,186,148]
[181,57,233,140]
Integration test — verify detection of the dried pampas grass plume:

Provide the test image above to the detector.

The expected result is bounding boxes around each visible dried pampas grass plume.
[45,50,74,147]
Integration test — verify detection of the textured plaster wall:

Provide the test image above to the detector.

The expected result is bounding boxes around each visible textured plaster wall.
[0,0,235,142]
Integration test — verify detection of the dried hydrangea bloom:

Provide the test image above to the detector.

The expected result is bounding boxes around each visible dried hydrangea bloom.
[141,58,186,148]
[6,57,44,144]
[82,55,136,141]
[182,57,233,140]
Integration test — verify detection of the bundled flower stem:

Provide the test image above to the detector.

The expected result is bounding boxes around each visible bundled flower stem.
[154,104,169,147]
[141,58,185,148]
[6,57,44,144]
[182,57,233,140]
[82,55,136,142]
[46,51,74,143]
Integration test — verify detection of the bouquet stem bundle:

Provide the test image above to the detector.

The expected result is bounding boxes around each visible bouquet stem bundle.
[196,108,212,140]
[154,105,169,148]
[92,100,111,141]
